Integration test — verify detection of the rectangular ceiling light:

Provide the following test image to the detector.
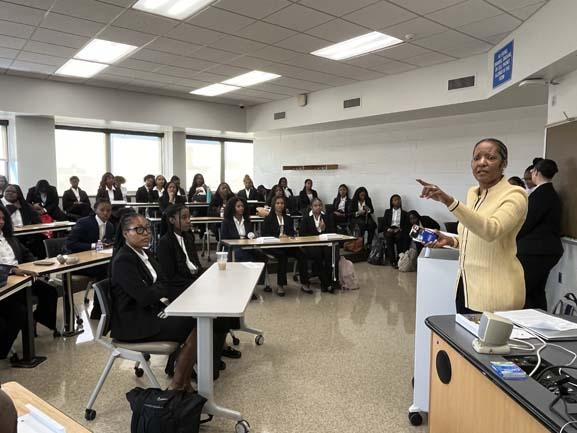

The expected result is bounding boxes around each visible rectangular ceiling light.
[75,39,138,64]
[190,83,240,96]
[56,59,108,78]
[133,0,218,20]
[222,70,281,87]
[311,31,404,61]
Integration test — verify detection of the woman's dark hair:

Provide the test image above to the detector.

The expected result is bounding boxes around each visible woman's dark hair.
[155,175,167,188]
[310,197,323,209]
[165,181,178,193]
[272,195,287,215]
[193,173,204,187]
[303,179,312,189]
[0,175,8,186]
[93,198,112,211]
[170,175,180,183]
[473,138,508,162]
[5,184,26,204]
[267,185,283,206]
[389,194,402,209]
[278,177,288,187]
[534,158,558,179]
[35,179,50,193]
[216,182,233,200]
[69,175,79,182]
[164,204,189,235]
[113,210,140,254]
[223,196,250,221]
[143,174,155,182]
[508,176,526,188]
[352,186,370,202]
[0,204,14,237]
[335,184,349,200]
[114,176,126,185]
[408,210,421,222]
[99,172,114,189]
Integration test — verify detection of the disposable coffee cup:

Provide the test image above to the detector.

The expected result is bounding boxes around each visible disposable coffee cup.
[216,252,228,270]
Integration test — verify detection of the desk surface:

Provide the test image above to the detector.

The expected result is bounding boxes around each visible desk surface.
[223,234,355,247]
[13,221,76,235]
[18,248,113,275]
[0,275,32,301]
[427,315,577,433]
[165,262,264,317]
[2,382,91,433]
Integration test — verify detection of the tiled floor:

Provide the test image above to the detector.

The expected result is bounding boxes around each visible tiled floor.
[0,262,427,433]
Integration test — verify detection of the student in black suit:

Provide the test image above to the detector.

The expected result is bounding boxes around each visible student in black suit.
[96,172,124,223]
[0,204,58,337]
[0,175,7,199]
[2,184,43,258]
[266,185,283,208]
[187,173,210,203]
[300,198,338,294]
[135,174,157,215]
[298,179,318,213]
[237,175,262,201]
[159,181,186,212]
[351,186,377,249]
[208,182,235,217]
[110,211,197,391]
[62,176,91,218]
[0,289,26,360]
[408,210,440,255]
[154,175,167,199]
[262,196,309,297]
[382,194,411,268]
[517,159,563,310]
[221,197,257,262]
[278,177,294,198]
[332,184,352,227]
[256,185,269,202]
[26,179,67,221]
[278,177,298,213]
[169,176,186,196]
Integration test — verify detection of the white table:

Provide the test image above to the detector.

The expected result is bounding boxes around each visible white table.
[13,221,76,236]
[164,262,265,433]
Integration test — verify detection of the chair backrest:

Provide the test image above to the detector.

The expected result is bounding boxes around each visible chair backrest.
[43,237,67,258]
[444,222,459,234]
[377,217,384,233]
[93,279,112,339]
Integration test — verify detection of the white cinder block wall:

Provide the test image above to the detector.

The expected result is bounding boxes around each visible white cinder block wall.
[254,105,547,225]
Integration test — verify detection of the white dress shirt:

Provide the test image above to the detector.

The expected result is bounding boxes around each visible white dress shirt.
[313,213,322,233]
[174,233,197,273]
[91,215,108,249]
[277,215,285,235]
[307,192,313,202]
[1,197,23,227]
[234,216,246,238]
[358,201,366,213]
[391,208,401,227]
[0,233,18,266]
[338,197,346,212]
[128,244,157,283]
[244,189,251,198]
[284,188,291,198]
[40,192,47,205]
[106,186,115,202]
[71,187,80,201]
[154,187,164,197]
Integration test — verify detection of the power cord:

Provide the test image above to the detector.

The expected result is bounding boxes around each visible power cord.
[560,420,577,432]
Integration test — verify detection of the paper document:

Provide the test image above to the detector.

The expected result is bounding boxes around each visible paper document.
[256,237,280,244]
[496,309,577,331]
[96,249,113,254]
[319,233,342,240]
[241,262,262,269]
[18,404,66,433]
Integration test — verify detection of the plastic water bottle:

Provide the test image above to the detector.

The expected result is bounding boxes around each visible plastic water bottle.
[96,239,103,252]
[206,189,212,203]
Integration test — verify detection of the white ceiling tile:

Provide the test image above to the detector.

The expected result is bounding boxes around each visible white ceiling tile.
[274,76,329,91]
[155,65,203,79]
[427,0,502,27]
[113,9,179,35]
[251,45,299,62]
[368,59,416,73]
[225,55,272,69]
[86,78,128,89]
[0,46,19,59]
[132,49,218,70]
[378,43,432,60]
[404,51,455,66]
[0,34,27,50]
[343,1,416,30]
[204,64,251,77]
[187,7,255,32]
[209,35,265,53]
[264,3,333,31]
[51,0,124,23]
[414,30,482,51]
[382,17,448,41]
[49,75,87,84]
[484,0,543,11]
[436,38,492,57]
[31,28,90,48]
[344,54,388,68]
[117,58,162,72]
[299,0,380,17]
[306,18,368,42]
[17,51,67,66]
[287,53,334,70]
[167,24,224,45]
[214,0,291,19]
[0,19,35,38]
[23,40,77,57]
[168,77,213,87]
[94,0,135,6]
[188,71,229,83]
[6,0,54,9]
[235,21,296,44]
[188,46,237,62]
[105,65,139,78]
[483,31,510,44]
[98,26,157,46]
[146,38,203,57]
[387,0,467,14]
[10,60,58,74]
[0,58,12,67]
[249,82,296,95]
[0,1,46,25]
[40,12,105,37]
[508,1,546,20]
[458,13,521,40]
[275,33,329,53]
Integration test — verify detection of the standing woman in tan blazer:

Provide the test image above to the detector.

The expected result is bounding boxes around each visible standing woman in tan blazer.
[417,138,528,313]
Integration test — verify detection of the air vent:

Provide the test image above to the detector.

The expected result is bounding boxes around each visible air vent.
[274,111,286,120]
[448,75,475,90]
[343,97,361,109]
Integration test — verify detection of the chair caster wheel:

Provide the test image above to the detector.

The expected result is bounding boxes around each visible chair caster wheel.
[85,409,96,421]
[408,412,422,426]
[255,335,264,346]
[77,318,83,325]
[232,336,240,346]
[134,367,144,377]
[143,353,151,361]
[235,420,250,433]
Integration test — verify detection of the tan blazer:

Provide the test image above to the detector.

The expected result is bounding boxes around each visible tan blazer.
[449,176,528,312]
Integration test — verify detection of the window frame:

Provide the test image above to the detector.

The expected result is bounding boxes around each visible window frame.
[0,120,9,178]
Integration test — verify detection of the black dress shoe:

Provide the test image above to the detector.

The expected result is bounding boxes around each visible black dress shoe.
[328,286,336,294]
[251,293,258,300]
[222,346,242,359]
[264,286,273,292]
[301,286,313,294]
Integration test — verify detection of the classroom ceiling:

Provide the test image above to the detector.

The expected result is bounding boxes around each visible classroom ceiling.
[0,0,549,106]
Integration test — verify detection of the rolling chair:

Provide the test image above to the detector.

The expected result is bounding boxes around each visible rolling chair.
[84,280,179,421]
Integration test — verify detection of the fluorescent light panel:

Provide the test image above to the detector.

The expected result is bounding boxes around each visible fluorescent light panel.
[56,59,108,78]
[222,70,281,87]
[75,39,138,64]
[133,0,218,20]
[191,83,240,96]
[311,31,404,61]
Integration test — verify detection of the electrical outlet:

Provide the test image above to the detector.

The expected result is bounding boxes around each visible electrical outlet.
[559,272,563,284]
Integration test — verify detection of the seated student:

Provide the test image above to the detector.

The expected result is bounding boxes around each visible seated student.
[0,291,26,362]
[261,196,309,297]
[0,175,8,199]
[62,176,91,219]
[278,177,294,199]
[256,185,283,217]
[299,198,337,294]
[96,172,124,223]
[332,184,352,228]
[221,197,257,261]
[382,194,410,268]
[238,175,263,201]
[110,211,197,392]
[154,175,167,199]
[26,179,68,221]
[0,204,59,337]
[407,210,440,255]
[135,175,157,203]
[298,179,318,212]
[256,185,269,202]
[169,176,186,196]
[159,181,186,212]
[187,173,210,204]
[351,186,377,249]
[208,182,235,217]
[114,176,128,201]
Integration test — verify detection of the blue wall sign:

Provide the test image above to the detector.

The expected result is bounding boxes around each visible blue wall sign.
[493,40,514,89]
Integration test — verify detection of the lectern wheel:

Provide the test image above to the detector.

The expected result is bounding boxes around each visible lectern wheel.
[408,412,422,426]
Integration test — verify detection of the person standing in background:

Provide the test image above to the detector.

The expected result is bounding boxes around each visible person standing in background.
[517,159,563,310]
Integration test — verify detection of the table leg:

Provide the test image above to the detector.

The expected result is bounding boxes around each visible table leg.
[206,223,212,262]
[332,243,336,281]
[12,284,47,368]
[197,317,242,420]
[62,273,83,337]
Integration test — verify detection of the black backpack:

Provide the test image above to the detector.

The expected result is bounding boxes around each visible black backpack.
[126,387,207,433]
[367,240,385,266]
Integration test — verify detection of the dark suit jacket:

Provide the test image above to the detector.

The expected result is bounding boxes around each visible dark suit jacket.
[158,193,186,211]
[5,237,36,264]
[62,188,91,212]
[110,246,168,341]
[65,215,115,253]
[517,182,563,256]
[382,208,411,233]
[351,197,375,219]
[262,213,295,237]
[299,213,335,236]
[26,185,67,221]
[157,231,203,298]
[221,217,254,240]
[298,189,318,211]
[96,187,124,202]
[237,188,262,201]
[4,201,41,225]
[208,193,234,216]
[188,185,209,202]
[332,196,352,217]
[135,186,158,203]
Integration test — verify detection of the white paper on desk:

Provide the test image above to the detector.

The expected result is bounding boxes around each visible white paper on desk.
[96,249,113,254]
[18,404,66,433]
[496,309,577,331]
[256,237,280,244]
[319,233,342,240]
[241,262,261,269]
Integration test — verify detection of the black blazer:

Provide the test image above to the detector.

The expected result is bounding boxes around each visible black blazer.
[158,193,186,211]
[351,197,375,219]
[517,182,563,256]
[208,193,234,216]
[299,213,335,236]
[238,188,262,201]
[298,189,318,211]
[157,231,203,298]
[96,187,124,202]
[65,215,115,253]
[332,196,352,217]
[221,217,254,240]
[383,208,411,233]
[4,237,36,264]
[188,185,209,202]
[26,185,67,220]
[282,187,294,197]
[110,246,168,341]
[62,188,91,212]
[135,186,158,204]
[3,201,41,225]
[262,212,295,237]
[420,215,440,230]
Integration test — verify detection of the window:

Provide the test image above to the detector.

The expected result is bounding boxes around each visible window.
[186,139,222,192]
[111,134,162,191]
[55,129,107,194]
[225,141,253,193]
[0,123,7,177]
